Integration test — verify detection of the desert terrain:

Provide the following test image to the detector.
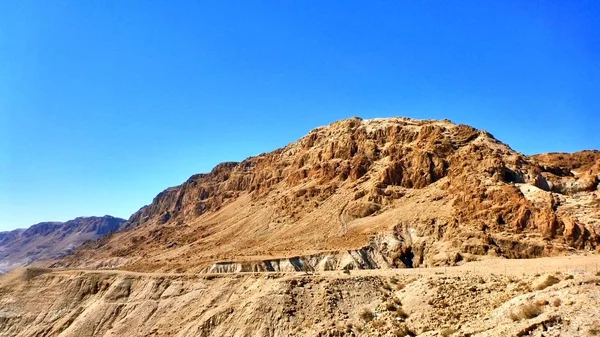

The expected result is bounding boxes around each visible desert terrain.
[55,118,600,273]
[2,255,600,336]
[1,117,599,336]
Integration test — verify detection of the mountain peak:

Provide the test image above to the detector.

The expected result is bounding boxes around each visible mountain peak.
[54,117,599,272]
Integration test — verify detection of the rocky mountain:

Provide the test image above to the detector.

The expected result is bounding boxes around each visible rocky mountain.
[2,117,600,337]
[0,216,126,273]
[55,117,600,273]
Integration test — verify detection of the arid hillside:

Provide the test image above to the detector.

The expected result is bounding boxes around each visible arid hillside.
[55,117,600,273]
[2,257,600,337]
[2,117,600,337]
[0,216,126,273]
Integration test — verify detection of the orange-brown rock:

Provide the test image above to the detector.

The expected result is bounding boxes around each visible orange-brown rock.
[53,117,600,272]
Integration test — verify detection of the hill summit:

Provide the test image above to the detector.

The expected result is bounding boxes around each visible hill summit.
[56,117,600,272]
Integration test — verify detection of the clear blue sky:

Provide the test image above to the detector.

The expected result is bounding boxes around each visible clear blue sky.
[1,1,599,230]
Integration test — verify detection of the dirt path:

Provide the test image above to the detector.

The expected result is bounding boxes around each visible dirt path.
[3,254,600,337]
[38,254,600,279]
[338,201,349,234]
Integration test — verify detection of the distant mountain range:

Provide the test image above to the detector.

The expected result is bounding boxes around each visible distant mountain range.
[0,215,126,273]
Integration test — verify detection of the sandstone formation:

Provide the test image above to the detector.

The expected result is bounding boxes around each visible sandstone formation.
[0,216,126,273]
[53,117,600,272]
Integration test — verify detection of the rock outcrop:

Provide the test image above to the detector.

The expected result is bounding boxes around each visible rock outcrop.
[54,117,599,272]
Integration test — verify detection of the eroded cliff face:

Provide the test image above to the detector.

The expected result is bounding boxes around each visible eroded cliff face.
[54,117,600,272]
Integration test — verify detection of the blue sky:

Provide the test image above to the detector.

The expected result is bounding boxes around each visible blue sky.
[1,1,599,230]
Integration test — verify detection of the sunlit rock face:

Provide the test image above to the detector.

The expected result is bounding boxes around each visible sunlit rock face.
[54,117,599,273]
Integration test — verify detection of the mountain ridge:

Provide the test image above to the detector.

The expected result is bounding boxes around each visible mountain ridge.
[53,117,599,272]
[0,215,126,273]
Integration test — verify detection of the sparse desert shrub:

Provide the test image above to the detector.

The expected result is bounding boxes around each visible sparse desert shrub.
[386,302,397,311]
[438,300,449,308]
[371,319,386,329]
[396,307,409,319]
[533,275,560,290]
[343,268,350,275]
[392,324,415,337]
[552,298,561,307]
[589,322,600,336]
[537,299,549,306]
[509,301,543,321]
[390,277,399,284]
[21,267,50,281]
[521,302,544,318]
[345,201,381,219]
[565,274,574,280]
[440,327,458,336]
[382,283,392,291]
[393,297,402,306]
[106,278,133,301]
[359,308,374,323]
[596,271,600,277]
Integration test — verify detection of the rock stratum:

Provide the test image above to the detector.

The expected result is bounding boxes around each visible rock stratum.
[0,216,126,273]
[53,117,600,273]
